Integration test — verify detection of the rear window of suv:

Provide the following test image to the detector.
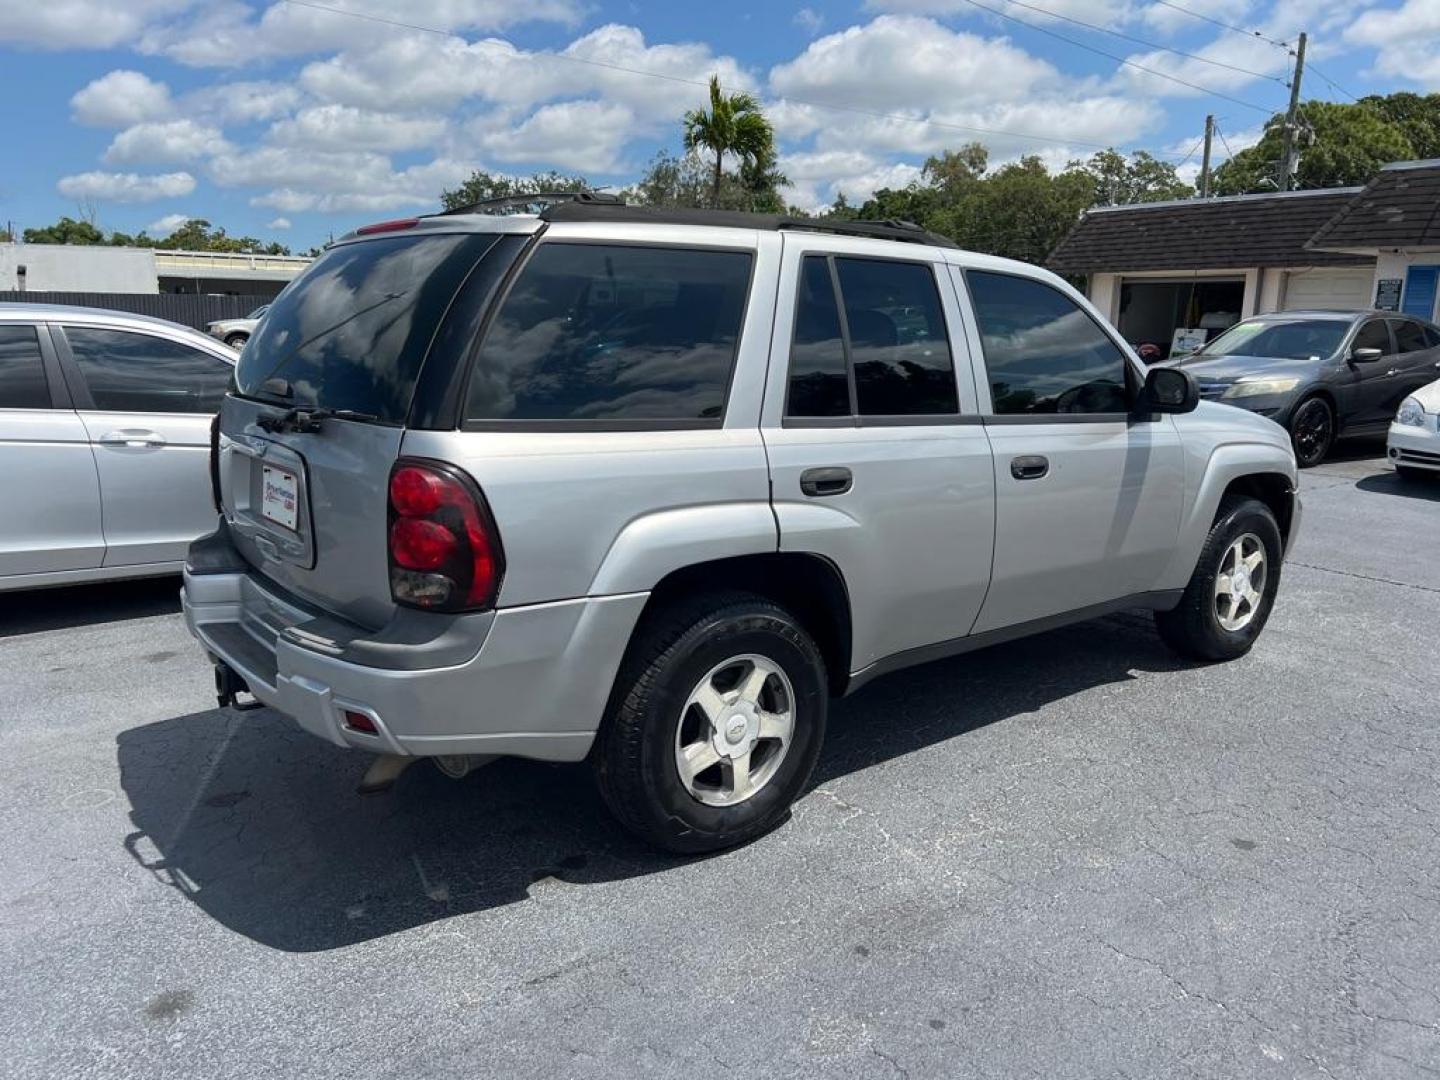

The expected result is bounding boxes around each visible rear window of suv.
[234,232,499,423]
[464,243,753,426]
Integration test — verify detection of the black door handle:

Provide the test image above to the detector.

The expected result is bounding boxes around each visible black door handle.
[1010,455,1049,480]
[800,467,853,497]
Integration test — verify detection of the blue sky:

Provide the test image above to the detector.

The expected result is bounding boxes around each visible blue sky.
[1,0,1436,250]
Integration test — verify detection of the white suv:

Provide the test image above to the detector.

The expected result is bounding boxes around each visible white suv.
[182,197,1301,852]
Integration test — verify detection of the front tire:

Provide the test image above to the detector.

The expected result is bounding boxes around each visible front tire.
[594,593,828,854]
[1288,395,1334,468]
[224,333,249,348]
[1156,496,1283,662]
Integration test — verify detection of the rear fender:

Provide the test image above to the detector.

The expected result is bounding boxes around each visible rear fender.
[587,502,779,596]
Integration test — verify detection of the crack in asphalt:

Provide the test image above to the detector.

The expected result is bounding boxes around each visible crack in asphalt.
[1287,560,1440,595]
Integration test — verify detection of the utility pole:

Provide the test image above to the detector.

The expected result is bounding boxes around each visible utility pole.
[1199,114,1215,198]
[1278,31,1308,192]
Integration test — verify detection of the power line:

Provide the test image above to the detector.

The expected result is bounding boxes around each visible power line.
[983,0,1287,85]
[275,0,1209,160]
[1305,61,1359,102]
[1214,122,1237,160]
[952,0,1281,114]
[1173,136,1205,169]
[1147,0,1291,51]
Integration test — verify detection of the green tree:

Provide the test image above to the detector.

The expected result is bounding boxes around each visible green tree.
[22,216,108,244]
[1081,149,1193,206]
[1213,100,1416,194]
[1360,92,1440,158]
[683,75,776,208]
[439,169,590,212]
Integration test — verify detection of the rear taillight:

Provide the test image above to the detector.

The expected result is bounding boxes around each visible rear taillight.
[356,217,419,235]
[387,460,503,612]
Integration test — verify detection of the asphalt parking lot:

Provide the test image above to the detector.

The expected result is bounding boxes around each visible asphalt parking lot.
[2,447,1437,1079]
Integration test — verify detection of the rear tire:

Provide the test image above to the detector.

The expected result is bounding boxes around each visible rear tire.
[1288,395,1334,468]
[1156,496,1283,662]
[594,592,828,854]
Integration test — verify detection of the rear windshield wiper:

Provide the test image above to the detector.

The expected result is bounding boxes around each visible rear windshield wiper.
[256,406,384,434]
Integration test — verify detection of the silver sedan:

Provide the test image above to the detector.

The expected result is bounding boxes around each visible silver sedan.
[0,303,236,591]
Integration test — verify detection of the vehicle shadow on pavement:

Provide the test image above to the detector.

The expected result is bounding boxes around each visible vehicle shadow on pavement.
[116,611,1185,952]
[0,577,180,637]
[1356,470,1440,501]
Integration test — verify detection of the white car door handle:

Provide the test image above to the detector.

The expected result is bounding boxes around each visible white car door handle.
[99,429,166,449]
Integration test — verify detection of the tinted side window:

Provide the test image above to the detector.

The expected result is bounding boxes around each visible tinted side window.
[467,244,753,423]
[65,328,230,413]
[786,256,849,418]
[967,271,1129,415]
[0,325,51,409]
[835,258,957,416]
[1353,320,1391,354]
[1390,319,1428,353]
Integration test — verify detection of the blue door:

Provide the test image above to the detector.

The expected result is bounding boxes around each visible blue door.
[1401,265,1440,319]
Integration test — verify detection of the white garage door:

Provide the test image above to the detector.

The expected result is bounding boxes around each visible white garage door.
[1281,267,1374,311]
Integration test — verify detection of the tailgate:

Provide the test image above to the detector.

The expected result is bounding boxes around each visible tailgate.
[219,395,402,629]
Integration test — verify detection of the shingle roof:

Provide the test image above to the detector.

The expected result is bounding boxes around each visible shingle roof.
[1307,159,1440,252]
[1047,188,1372,274]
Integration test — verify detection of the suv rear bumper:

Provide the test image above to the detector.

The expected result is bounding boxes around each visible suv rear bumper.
[182,533,647,762]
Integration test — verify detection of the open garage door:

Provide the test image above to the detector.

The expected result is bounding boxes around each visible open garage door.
[1281,267,1374,311]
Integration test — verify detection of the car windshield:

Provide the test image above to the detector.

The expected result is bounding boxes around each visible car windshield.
[1196,319,1348,361]
[247,305,269,320]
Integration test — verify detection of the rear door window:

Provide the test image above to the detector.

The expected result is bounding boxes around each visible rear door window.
[784,255,958,421]
[967,271,1130,415]
[235,232,499,422]
[1389,319,1429,353]
[465,243,753,425]
[0,325,51,409]
[64,327,230,413]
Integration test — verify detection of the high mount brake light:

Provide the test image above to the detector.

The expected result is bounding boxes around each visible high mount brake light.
[387,461,503,612]
[356,218,420,236]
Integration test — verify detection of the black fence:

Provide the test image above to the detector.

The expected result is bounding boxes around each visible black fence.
[0,292,272,331]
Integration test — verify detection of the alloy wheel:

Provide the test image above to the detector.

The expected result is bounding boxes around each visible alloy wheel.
[674,654,794,807]
[1214,532,1268,632]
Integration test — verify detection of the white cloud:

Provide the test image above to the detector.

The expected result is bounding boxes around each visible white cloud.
[57,171,197,202]
[104,120,232,164]
[300,24,754,121]
[267,217,293,230]
[185,80,304,123]
[866,0,1131,27]
[0,0,186,49]
[769,16,1160,158]
[267,104,447,152]
[218,148,470,213]
[147,212,191,235]
[780,149,925,211]
[795,7,825,36]
[1346,0,1440,89]
[70,70,173,128]
[470,100,637,173]
[1138,0,1250,36]
[139,0,584,68]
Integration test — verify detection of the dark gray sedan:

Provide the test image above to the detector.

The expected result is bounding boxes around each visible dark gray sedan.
[1173,310,1440,466]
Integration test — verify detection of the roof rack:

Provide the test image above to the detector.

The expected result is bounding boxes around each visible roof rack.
[437,190,623,217]
[536,201,959,248]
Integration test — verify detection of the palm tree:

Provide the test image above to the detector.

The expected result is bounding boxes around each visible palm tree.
[683,75,775,209]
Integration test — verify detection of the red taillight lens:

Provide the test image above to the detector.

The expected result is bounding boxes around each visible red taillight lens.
[343,710,377,734]
[390,517,457,570]
[387,460,503,612]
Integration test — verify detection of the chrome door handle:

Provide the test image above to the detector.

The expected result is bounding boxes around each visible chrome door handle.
[99,429,166,449]
[800,467,853,497]
[1010,455,1049,480]
[1385,368,1400,377]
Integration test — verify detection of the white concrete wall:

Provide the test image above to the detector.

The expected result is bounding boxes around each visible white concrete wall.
[0,243,158,293]
[1088,273,1120,323]
[1371,250,1440,316]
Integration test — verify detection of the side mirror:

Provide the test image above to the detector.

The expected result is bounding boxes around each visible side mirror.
[1350,346,1383,363]
[1142,367,1199,414]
